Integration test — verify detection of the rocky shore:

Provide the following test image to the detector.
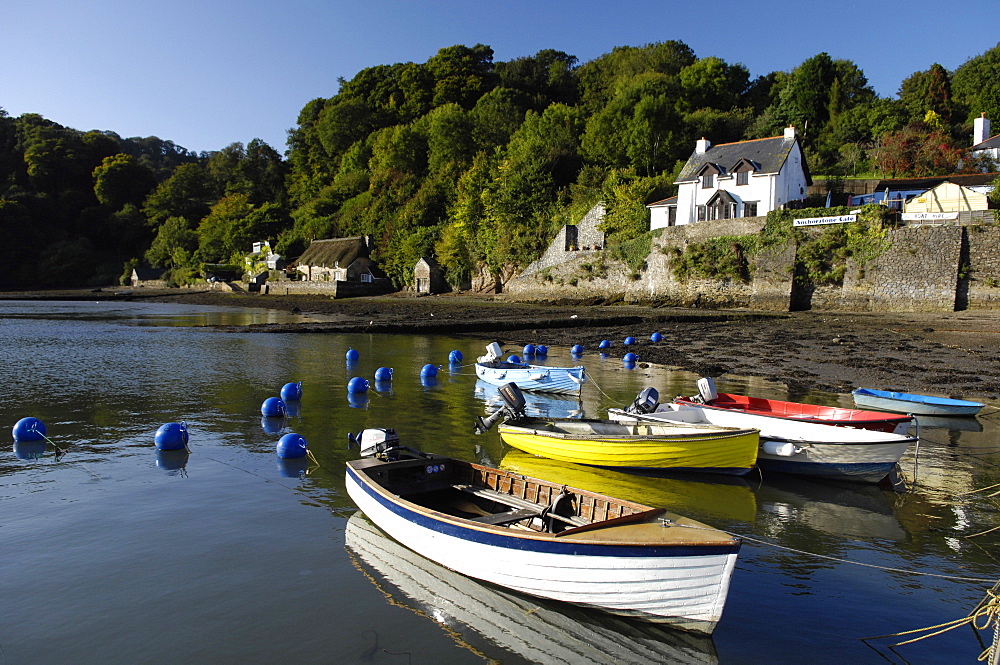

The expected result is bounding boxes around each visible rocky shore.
[7,288,1000,401]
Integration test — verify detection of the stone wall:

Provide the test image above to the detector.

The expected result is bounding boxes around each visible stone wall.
[506,213,1000,312]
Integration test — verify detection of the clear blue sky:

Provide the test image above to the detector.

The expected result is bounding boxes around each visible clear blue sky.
[3,0,997,155]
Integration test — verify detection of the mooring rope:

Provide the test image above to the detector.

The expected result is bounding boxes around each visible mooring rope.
[860,580,1000,657]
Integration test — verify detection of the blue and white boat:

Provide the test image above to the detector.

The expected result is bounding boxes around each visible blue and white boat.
[852,388,984,417]
[475,343,585,395]
[345,428,741,634]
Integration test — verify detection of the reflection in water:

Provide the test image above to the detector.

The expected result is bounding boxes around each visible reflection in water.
[914,414,983,433]
[345,512,719,665]
[474,379,583,419]
[499,450,756,524]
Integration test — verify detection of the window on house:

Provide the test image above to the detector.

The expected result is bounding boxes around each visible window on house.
[697,205,707,221]
[702,174,714,188]
[736,171,748,186]
[668,207,677,226]
[744,201,758,217]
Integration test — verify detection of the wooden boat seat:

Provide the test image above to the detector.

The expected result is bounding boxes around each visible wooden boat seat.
[469,507,541,525]
[454,484,589,527]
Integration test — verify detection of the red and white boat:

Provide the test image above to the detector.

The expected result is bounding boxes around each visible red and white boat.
[675,379,913,435]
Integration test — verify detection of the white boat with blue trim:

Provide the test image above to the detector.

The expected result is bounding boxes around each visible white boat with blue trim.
[344,428,741,634]
[852,387,984,417]
[609,388,917,484]
[475,342,585,395]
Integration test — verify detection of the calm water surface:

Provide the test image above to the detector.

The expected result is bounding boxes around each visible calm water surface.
[1,301,998,664]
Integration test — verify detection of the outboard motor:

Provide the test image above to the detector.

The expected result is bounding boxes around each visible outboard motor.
[349,428,402,459]
[696,377,718,403]
[626,387,660,415]
[477,342,503,364]
[474,382,527,434]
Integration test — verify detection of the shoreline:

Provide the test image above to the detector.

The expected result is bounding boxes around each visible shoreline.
[5,288,1000,401]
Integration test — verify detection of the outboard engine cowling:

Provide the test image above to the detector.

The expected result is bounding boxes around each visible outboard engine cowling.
[626,387,660,414]
[350,428,401,458]
[474,382,527,433]
[477,342,503,363]
[697,377,718,403]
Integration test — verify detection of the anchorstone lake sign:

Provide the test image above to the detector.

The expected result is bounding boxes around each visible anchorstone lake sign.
[793,215,857,227]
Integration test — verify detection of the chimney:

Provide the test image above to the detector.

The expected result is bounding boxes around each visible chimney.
[695,137,711,154]
[974,114,991,146]
[784,126,797,139]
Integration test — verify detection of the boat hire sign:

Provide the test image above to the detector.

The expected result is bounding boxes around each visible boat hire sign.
[901,212,959,221]
[793,214,857,227]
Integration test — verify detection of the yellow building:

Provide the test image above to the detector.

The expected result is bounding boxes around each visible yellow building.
[903,181,991,214]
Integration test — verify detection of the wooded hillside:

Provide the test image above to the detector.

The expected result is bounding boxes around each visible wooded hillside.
[1,40,998,289]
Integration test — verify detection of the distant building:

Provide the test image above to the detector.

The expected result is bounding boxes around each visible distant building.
[295,236,378,283]
[414,257,447,294]
[852,174,998,209]
[971,114,1000,169]
[668,127,811,228]
[130,267,166,288]
[903,181,994,214]
[646,195,678,228]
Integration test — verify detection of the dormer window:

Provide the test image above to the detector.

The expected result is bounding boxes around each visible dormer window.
[702,173,714,189]
[736,171,749,186]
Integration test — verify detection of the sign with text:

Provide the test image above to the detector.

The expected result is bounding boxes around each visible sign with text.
[901,212,959,221]
[793,214,857,227]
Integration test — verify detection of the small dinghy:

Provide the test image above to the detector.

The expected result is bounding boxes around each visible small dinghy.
[475,342,585,395]
[477,382,758,476]
[345,427,741,634]
[852,387,984,417]
[676,378,913,434]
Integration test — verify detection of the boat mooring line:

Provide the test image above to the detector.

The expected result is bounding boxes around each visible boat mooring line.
[692,525,998,582]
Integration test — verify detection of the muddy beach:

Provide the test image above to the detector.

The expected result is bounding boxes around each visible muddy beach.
[9,288,1000,401]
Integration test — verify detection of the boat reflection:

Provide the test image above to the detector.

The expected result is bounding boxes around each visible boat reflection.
[475,379,584,419]
[752,474,906,542]
[914,414,983,433]
[345,512,719,665]
[499,450,756,524]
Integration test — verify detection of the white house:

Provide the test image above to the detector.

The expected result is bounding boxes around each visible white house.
[657,127,810,229]
[971,114,1000,169]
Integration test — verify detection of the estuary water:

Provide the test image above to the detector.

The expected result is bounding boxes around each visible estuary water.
[1,300,998,665]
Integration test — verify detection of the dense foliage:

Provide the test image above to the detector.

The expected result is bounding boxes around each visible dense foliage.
[1,40,999,289]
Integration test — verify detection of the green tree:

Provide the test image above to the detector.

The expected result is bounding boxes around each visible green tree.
[93,153,156,210]
[142,163,216,226]
[145,216,198,268]
[952,43,1000,125]
[196,193,254,263]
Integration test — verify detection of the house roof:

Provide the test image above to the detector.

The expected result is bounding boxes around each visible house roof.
[296,236,369,268]
[973,134,1000,150]
[676,134,810,184]
[647,195,678,208]
[874,174,1000,191]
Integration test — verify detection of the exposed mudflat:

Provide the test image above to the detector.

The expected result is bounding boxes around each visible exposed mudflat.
[9,288,1000,401]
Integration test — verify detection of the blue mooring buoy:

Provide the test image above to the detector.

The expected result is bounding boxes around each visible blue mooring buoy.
[276,433,308,459]
[420,364,438,378]
[154,422,189,451]
[598,340,611,350]
[571,344,584,355]
[374,367,393,381]
[261,397,286,418]
[650,332,662,343]
[347,377,370,393]
[346,347,359,362]
[522,344,536,357]
[507,355,522,364]
[448,350,463,364]
[624,336,636,346]
[280,381,302,401]
[535,345,548,356]
[12,417,46,442]
[623,352,638,364]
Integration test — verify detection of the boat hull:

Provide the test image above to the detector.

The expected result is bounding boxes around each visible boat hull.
[498,420,758,476]
[345,462,739,633]
[609,404,916,484]
[476,362,585,395]
[852,388,984,416]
